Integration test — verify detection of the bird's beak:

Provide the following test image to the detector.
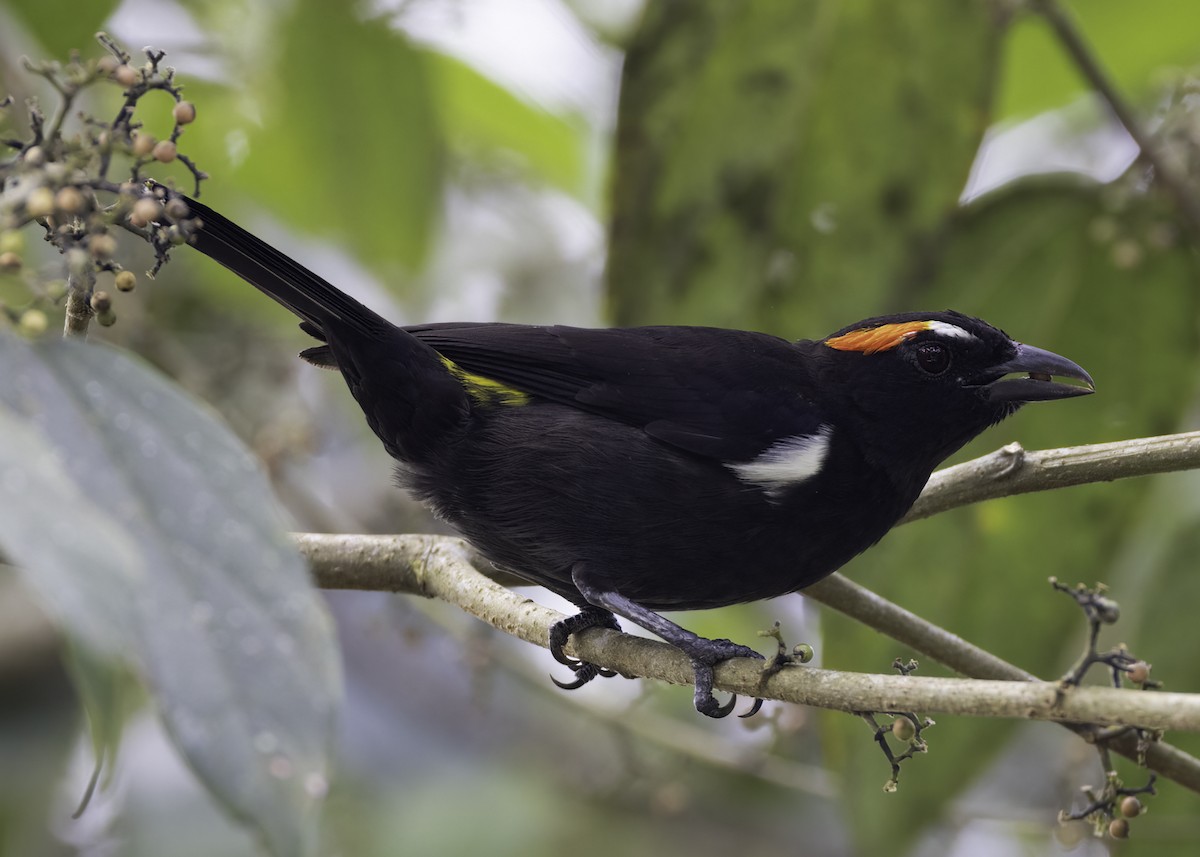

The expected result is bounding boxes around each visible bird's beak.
[981,343,1095,404]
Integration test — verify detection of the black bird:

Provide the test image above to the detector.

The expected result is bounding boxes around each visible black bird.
[179,194,1093,717]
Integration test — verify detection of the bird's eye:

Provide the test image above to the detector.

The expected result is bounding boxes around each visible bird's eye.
[915,342,951,375]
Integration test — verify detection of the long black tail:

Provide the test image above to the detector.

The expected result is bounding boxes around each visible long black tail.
[179,192,470,462]
[182,194,389,336]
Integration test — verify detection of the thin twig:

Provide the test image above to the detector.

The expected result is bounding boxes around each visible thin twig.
[63,270,94,338]
[802,572,1200,793]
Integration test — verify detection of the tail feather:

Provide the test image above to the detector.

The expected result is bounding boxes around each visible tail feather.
[178,191,471,465]
[182,194,389,336]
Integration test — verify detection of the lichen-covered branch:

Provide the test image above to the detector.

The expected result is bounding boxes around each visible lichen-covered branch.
[298,532,1200,795]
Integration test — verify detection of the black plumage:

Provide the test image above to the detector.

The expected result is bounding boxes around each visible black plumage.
[180,193,1093,717]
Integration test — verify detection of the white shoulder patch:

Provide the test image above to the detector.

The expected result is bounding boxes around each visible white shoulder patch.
[728,425,832,499]
[926,320,975,341]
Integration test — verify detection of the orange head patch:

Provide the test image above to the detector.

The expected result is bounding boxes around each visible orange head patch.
[824,321,936,355]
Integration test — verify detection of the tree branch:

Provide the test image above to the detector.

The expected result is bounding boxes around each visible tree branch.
[903,432,1200,524]
[802,573,1200,793]
[6,432,1200,788]
[298,532,1200,794]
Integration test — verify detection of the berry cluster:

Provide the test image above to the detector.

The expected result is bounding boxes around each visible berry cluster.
[0,33,203,334]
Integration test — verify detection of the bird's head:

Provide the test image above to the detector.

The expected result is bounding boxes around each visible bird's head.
[814,310,1093,472]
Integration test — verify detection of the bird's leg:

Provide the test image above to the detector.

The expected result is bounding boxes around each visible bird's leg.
[571,564,764,718]
[548,605,620,690]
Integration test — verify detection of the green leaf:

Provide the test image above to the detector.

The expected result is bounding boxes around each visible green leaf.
[0,335,342,857]
[236,0,443,273]
[425,50,588,198]
[607,0,999,334]
[61,642,141,817]
[0,408,143,656]
[4,0,121,58]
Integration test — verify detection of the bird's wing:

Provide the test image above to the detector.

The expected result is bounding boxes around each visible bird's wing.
[405,323,827,462]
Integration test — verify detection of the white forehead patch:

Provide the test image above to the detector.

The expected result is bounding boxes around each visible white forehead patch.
[926,321,976,341]
[729,425,832,500]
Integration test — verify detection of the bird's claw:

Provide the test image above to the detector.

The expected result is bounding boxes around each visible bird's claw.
[548,607,621,690]
[550,659,617,690]
[689,640,766,719]
[550,612,764,716]
[698,689,739,718]
[739,697,765,719]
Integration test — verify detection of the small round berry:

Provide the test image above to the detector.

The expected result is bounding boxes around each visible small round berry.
[173,101,196,125]
[128,197,162,228]
[891,717,916,742]
[55,186,86,215]
[1108,818,1129,839]
[96,308,117,327]
[1127,662,1150,684]
[23,146,46,166]
[114,270,137,292]
[90,290,112,313]
[89,233,117,260]
[1120,796,1142,818]
[132,132,156,158]
[18,309,48,337]
[114,64,138,87]
[26,187,56,219]
[152,140,177,163]
[0,251,21,271]
[164,197,190,221]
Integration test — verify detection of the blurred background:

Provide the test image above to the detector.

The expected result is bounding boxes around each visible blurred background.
[2,0,1200,854]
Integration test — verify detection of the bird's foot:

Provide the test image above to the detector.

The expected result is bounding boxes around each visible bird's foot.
[683,637,765,719]
[548,607,620,690]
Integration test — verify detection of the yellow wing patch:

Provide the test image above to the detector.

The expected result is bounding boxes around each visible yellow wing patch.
[824,321,934,355]
[439,355,530,406]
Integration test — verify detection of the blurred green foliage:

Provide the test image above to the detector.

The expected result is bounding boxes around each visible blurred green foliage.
[609,0,998,333]
[2,0,1200,855]
[1000,0,1200,120]
[607,1,1200,853]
